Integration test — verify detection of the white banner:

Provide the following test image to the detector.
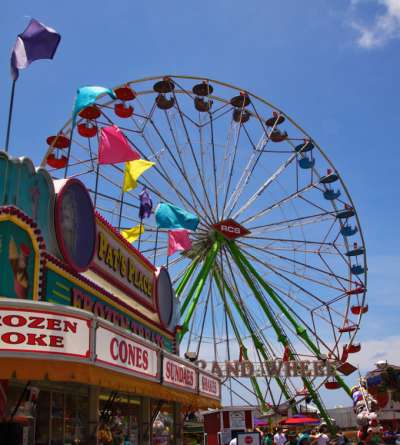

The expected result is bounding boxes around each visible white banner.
[163,356,197,391]
[199,372,221,399]
[95,325,159,379]
[0,308,90,358]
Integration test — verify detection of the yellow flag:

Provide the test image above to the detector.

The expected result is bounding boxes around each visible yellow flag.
[123,159,155,192]
[120,224,144,243]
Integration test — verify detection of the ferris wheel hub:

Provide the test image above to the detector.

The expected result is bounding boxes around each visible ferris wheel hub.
[211,219,250,240]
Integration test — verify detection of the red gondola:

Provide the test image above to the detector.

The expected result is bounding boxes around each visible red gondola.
[79,105,101,120]
[270,129,288,142]
[114,86,136,101]
[347,343,361,353]
[337,362,357,376]
[346,286,365,296]
[46,134,70,149]
[46,154,68,169]
[339,324,357,333]
[325,380,340,390]
[77,123,98,138]
[114,103,134,118]
[341,347,349,363]
[351,305,368,315]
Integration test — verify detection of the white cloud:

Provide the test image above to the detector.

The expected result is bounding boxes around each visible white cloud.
[350,0,400,48]
[349,335,400,371]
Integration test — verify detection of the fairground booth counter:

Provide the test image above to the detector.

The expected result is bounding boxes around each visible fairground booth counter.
[0,152,220,444]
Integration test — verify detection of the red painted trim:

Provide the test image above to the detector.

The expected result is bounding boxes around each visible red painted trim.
[223,411,230,429]
[54,178,96,273]
[245,410,253,429]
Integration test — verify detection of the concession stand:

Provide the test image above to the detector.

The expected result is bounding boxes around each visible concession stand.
[0,152,220,444]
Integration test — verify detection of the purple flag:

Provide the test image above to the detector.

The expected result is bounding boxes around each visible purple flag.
[11,19,61,80]
[139,189,153,219]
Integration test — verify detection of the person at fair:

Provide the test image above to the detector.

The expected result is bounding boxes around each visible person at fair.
[263,432,273,445]
[274,427,287,445]
[229,436,238,445]
[314,425,329,445]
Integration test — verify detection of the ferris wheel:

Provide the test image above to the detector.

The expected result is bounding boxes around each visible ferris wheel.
[41,75,367,425]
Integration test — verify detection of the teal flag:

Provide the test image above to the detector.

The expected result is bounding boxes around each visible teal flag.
[73,86,116,122]
[155,203,199,231]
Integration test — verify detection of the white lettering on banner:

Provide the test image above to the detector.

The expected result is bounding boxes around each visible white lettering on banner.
[95,325,159,379]
[221,225,241,234]
[199,372,220,399]
[163,357,197,391]
[0,309,90,358]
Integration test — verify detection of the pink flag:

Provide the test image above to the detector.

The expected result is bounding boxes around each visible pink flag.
[98,125,140,165]
[168,230,192,256]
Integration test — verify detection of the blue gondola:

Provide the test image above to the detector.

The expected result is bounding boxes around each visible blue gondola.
[295,141,314,153]
[340,225,358,237]
[320,170,338,184]
[299,157,315,169]
[336,208,355,219]
[323,189,341,200]
[345,246,364,257]
[351,265,365,275]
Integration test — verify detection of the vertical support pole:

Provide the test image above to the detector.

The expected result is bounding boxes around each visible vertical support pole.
[173,402,183,445]
[153,227,159,265]
[139,397,151,445]
[88,386,100,442]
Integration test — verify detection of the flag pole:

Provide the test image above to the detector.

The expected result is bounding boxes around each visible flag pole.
[4,79,17,153]
[153,227,159,265]
[137,215,144,251]
[117,190,125,231]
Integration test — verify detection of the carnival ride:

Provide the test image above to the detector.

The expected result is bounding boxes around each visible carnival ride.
[41,75,367,428]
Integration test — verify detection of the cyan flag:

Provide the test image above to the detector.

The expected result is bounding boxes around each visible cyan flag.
[155,203,199,231]
[73,86,116,122]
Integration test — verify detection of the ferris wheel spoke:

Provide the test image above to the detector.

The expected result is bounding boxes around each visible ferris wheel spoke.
[148,116,213,223]
[238,247,349,325]
[162,111,201,209]
[248,210,336,234]
[171,91,217,221]
[224,134,264,217]
[240,183,318,226]
[231,152,298,220]
[237,239,354,288]
[220,118,243,218]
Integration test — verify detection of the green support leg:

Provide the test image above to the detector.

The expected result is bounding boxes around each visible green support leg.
[226,241,335,430]
[213,270,267,409]
[228,241,351,396]
[179,239,221,340]
[213,268,296,411]
[176,256,200,297]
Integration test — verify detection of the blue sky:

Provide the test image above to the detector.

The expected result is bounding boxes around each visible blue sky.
[1,0,399,407]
